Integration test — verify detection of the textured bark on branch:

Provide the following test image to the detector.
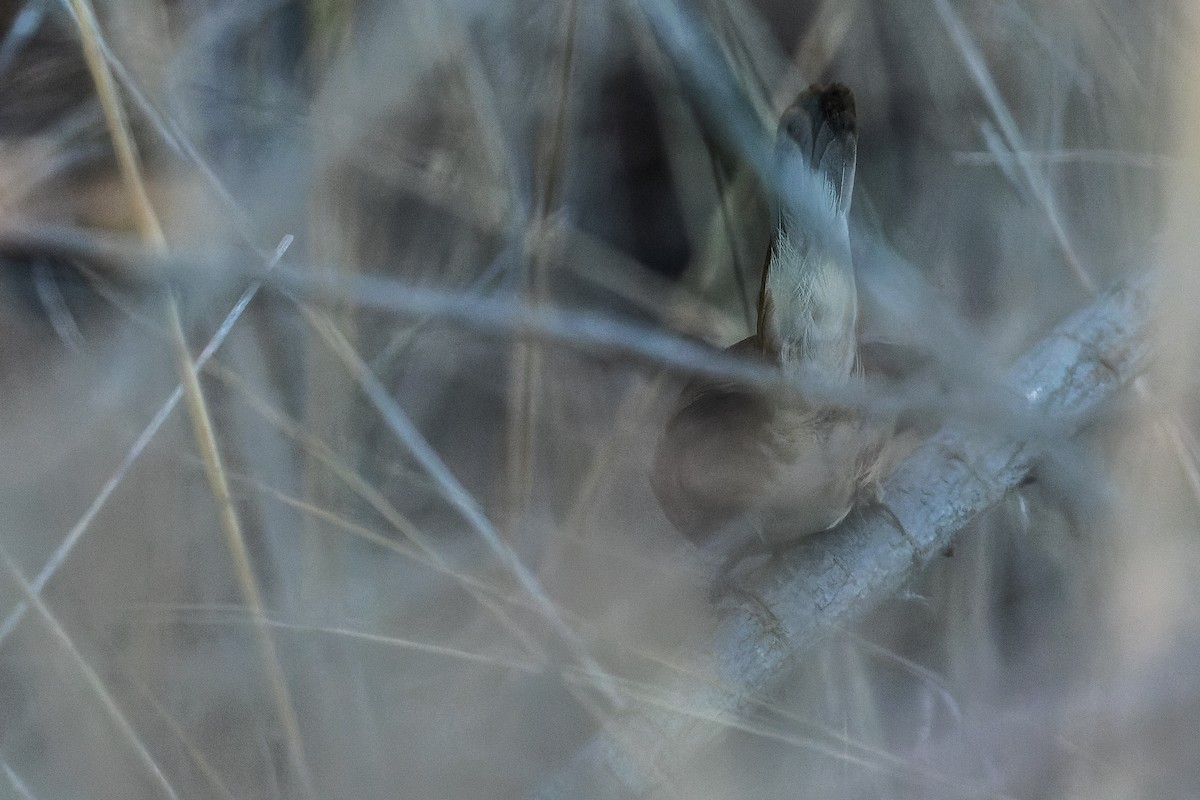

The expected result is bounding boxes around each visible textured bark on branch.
[531,277,1152,799]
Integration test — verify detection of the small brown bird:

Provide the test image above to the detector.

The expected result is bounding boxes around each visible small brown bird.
[652,84,888,553]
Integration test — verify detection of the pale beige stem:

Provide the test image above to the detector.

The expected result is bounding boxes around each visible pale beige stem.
[65,1,314,794]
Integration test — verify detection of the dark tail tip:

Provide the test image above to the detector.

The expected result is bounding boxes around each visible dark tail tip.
[778,83,858,156]
[809,82,857,136]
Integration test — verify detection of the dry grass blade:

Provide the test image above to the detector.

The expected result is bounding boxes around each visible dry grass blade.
[296,298,626,709]
[194,613,539,674]
[930,0,1092,293]
[932,0,1200,512]
[166,295,315,797]
[130,678,240,800]
[0,546,181,800]
[0,237,289,648]
[62,2,314,791]
[209,362,550,660]
[554,669,1021,800]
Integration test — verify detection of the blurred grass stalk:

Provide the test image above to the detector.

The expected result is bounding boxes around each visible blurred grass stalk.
[58,0,315,795]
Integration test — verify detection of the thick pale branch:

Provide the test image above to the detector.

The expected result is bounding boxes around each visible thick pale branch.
[532,277,1152,799]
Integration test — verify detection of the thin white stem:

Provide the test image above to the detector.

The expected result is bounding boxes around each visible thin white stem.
[0,546,181,800]
[0,236,290,649]
[297,300,627,709]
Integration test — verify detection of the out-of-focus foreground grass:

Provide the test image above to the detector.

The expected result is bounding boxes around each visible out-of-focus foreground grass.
[0,1,1196,798]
